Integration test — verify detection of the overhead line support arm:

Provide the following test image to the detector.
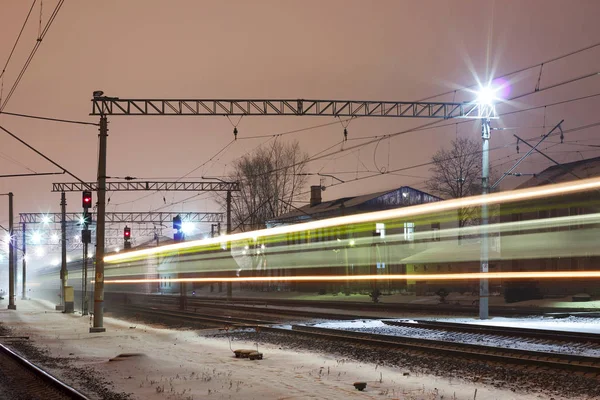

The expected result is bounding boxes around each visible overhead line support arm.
[91,98,478,119]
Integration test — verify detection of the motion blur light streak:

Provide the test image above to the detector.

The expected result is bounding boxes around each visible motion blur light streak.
[100,271,600,285]
[105,176,600,264]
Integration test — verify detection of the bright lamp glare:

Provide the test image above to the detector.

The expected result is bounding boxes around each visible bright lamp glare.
[41,216,51,224]
[35,247,45,257]
[182,222,195,235]
[476,86,497,105]
[50,233,59,243]
[31,231,42,244]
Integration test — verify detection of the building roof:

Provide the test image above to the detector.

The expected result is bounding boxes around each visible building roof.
[267,186,440,226]
[516,156,600,189]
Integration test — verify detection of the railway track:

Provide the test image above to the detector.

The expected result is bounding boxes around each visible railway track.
[184,299,377,321]
[289,324,600,375]
[113,292,600,318]
[0,342,89,400]
[114,304,278,326]
[117,304,600,375]
[383,319,600,344]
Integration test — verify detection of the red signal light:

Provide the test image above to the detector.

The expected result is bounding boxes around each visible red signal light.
[124,226,131,239]
[82,191,92,208]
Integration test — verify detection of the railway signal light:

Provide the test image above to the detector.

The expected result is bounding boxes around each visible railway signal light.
[173,215,183,242]
[82,191,92,209]
[124,226,131,249]
[81,229,91,244]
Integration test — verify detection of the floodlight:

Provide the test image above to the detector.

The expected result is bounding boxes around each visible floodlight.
[41,215,51,224]
[476,86,498,106]
[182,222,195,235]
[31,231,42,245]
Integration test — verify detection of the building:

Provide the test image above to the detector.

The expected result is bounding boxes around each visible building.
[267,185,441,227]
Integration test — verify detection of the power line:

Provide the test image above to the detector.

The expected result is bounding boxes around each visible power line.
[0,0,37,82]
[0,0,64,112]
[313,120,600,193]
[0,151,37,173]
[301,86,600,171]
[0,111,98,126]
[0,124,85,183]
[417,41,600,102]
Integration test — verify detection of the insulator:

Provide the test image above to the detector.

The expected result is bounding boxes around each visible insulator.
[560,132,564,143]
[343,128,348,141]
[233,127,238,140]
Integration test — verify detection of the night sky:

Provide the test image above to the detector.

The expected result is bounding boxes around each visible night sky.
[1,0,599,250]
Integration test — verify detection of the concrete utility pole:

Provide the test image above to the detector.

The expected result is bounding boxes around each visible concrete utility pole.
[8,192,16,310]
[479,118,491,320]
[58,192,67,311]
[21,223,26,300]
[226,190,232,301]
[91,115,108,333]
[82,239,89,315]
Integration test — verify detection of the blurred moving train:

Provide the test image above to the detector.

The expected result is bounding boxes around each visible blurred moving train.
[29,177,600,308]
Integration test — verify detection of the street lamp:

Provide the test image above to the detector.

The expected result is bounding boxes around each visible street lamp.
[473,82,503,320]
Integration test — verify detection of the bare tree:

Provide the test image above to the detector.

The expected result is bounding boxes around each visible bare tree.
[427,137,496,228]
[225,139,309,232]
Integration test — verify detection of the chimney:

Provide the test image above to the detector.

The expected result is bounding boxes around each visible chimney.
[310,185,322,207]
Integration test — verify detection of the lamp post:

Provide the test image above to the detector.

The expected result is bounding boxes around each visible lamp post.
[474,85,499,320]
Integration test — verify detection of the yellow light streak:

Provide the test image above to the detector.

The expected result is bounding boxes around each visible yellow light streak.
[105,177,600,264]
[100,270,600,284]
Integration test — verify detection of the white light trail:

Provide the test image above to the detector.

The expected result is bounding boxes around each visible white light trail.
[105,176,600,264]
[101,270,600,285]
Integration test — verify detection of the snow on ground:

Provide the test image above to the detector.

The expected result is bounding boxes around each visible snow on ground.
[313,315,600,334]
[311,318,600,357]
[428,315,600,334]
[0,298,570,400]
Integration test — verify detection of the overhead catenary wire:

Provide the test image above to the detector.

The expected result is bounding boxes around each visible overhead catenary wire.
[417,41,600,102]
[0,0,37,83]
[0,125,85,183]
[309,120,600,195]
[0,151,37,173]
[0,0,64,112]
[0,111,98,126]
[260,84,600,181]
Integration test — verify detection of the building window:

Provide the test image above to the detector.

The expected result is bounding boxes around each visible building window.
[404,222,414,241]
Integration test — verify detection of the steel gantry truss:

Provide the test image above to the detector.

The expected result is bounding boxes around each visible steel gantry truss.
[90,97,492,119]
[19,212,223,224]
[52,181,240,192]
[86,92,495,332]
